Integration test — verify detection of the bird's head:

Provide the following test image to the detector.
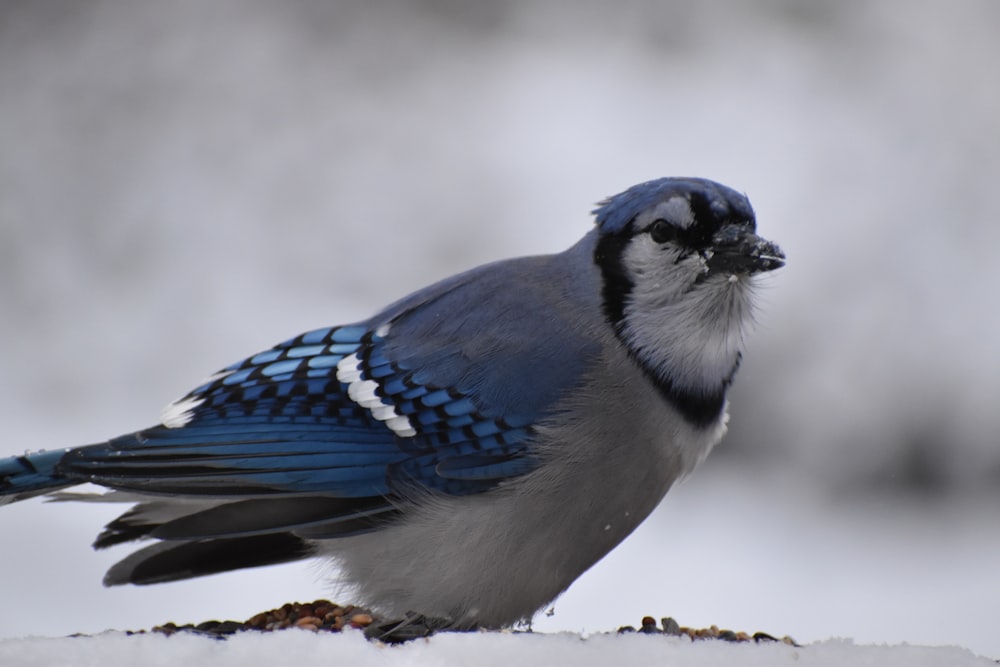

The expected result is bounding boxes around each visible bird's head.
[591,177,784,416]
[593,177,784,318]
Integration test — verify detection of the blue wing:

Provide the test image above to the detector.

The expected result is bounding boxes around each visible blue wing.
[36,253,603,583]
[60,256,598,503]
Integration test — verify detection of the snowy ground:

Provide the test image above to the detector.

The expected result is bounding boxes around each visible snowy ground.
[2,2,999,665]
[1,630,995,667]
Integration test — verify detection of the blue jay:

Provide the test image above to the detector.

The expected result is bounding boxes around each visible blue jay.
[0,177,784,631]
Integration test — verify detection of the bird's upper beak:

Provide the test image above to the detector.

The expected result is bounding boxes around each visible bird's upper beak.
[704,224,785,275]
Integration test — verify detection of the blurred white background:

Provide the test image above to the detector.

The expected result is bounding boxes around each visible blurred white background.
[2,0,999,657]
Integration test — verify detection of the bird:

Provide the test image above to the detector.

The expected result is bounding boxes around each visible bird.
[1,177,784,633]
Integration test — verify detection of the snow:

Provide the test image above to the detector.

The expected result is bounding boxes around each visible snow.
[1,631,994,667]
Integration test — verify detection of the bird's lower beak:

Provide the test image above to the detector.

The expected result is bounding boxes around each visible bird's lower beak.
[704,225,785,275]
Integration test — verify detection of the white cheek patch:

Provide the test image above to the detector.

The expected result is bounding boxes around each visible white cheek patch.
[336,353,417,437]
[624,237,689,300]
[620,238,752,392]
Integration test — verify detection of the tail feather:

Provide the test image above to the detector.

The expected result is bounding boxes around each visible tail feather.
[0,449,76,505]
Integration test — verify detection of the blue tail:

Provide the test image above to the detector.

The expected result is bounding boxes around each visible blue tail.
[0,448,75,505]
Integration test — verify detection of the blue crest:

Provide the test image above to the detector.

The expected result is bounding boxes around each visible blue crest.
[593,177,753,233]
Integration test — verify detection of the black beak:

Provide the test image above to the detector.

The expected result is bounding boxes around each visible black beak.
[705,224,785,275]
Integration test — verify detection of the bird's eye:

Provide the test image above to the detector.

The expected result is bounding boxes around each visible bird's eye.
[649,219,680,244]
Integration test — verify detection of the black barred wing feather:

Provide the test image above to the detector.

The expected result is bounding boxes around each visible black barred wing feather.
[61,323,539,501]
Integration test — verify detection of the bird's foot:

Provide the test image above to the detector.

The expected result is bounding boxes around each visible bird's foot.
[363,611,458,643]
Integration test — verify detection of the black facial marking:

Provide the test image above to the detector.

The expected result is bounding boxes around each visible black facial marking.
[594,227,632,329]
[688,191,754,242]
[678,192,718,250]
